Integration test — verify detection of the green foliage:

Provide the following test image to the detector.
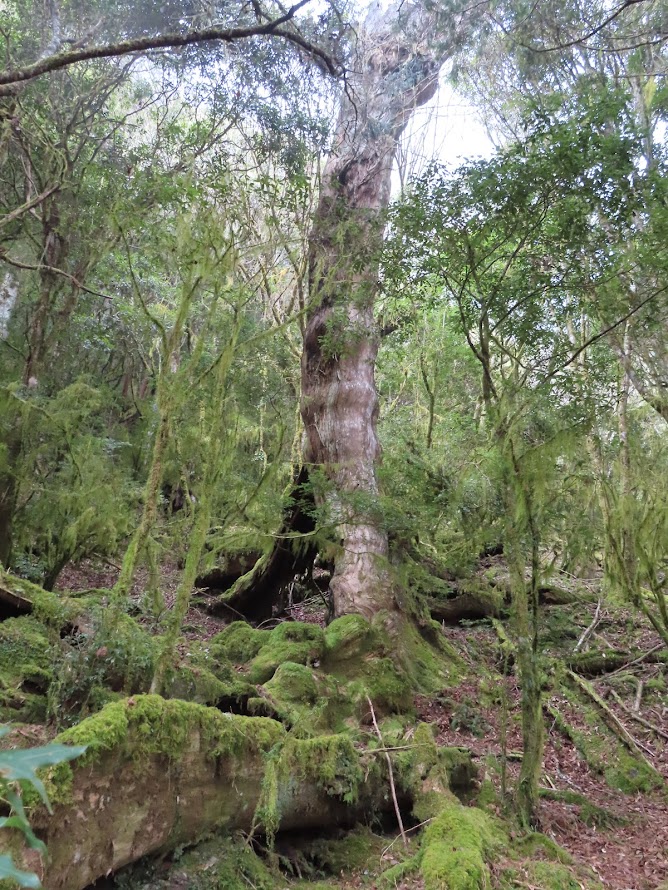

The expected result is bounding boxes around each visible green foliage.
[9,381,138,589]
[48,611,157,725]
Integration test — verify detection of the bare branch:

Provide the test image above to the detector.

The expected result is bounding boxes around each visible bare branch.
[0,0,341,95]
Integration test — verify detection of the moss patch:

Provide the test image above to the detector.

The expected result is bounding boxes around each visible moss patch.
[0,568,88,628]
[419,798,503,890]
[0,616,54,722]
[209,621,324,684]
[249,623,324,684]
[39,695,285,807]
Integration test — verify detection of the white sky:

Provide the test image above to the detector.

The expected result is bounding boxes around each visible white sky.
[392,79,495,193]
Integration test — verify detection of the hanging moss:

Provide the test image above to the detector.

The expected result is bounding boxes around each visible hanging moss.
[254,733,369,842]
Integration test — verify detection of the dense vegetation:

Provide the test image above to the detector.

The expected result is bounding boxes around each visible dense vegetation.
[0,1,667,888]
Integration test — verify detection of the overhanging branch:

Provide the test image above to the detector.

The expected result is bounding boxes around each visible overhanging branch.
[0,0,341,95]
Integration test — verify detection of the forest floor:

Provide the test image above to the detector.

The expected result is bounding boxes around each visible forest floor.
[49,560,668,890]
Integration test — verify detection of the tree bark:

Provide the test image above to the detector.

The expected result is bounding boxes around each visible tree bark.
[302,2,452,619]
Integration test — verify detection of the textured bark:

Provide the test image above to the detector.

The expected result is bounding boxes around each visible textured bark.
[302,2,453,619]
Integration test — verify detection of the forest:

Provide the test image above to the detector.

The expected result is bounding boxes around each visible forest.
[0,0,667,888]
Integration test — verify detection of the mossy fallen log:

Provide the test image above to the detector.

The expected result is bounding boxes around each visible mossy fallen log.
[0,569,86,626]
[567,647,668,677]
[426,576,583,625]
[2,696,477,890]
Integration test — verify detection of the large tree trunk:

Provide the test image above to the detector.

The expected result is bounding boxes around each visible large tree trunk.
[302,2,453,619]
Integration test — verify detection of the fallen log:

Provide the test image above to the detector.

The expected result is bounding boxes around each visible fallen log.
[3,696,477,890]
[0,568,87,627]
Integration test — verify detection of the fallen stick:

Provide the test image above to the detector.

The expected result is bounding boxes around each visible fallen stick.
[605,643,665,678]
[367,695,408,848]
[607,687,668,742]
[574,600,602,653]
[566,670,659,771]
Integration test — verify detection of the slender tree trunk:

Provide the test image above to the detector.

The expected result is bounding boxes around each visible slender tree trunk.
[302,2,451,619]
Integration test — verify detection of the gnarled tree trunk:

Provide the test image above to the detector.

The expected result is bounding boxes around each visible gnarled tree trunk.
[302,2,453,619]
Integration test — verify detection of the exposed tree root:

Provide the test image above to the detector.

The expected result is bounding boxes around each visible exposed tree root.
[207,468,317,622]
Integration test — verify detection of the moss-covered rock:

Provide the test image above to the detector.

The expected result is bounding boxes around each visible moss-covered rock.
[209,621,268,664]
[208,621,325,684]
[163,663,254,707]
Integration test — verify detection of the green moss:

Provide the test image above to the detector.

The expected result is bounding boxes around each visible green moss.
[514,833,573,864]
[249,623,324,684]
[209,622,268,664]
[255,733,367,841]
[525,861,584,890]
[209,621,325,684]
[48,612,158,721]
[556,683,664,795]
[418,799,503,890]
[265,662,319,704]
[323,615,377,660]
[306,826,388,874]
[163,663,254,706]
[0,569,94,630]
[388,724,478,822]
[141,836,277,890]
[604,751,662,794]
[39,695,285,806]
[538,789,625,829]
[348,656,414,714]
[0,616,54,722]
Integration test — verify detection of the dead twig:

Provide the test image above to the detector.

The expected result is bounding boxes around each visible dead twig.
[566,670,659,769]
[605,643,664,678]
[607,687,668,742]
[366,695,408,848]
[574,599,602,653]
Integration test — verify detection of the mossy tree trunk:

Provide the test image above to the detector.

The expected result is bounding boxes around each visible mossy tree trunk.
[301,2,456,619]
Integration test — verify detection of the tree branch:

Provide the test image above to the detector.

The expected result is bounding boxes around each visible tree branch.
[0,0,340,95]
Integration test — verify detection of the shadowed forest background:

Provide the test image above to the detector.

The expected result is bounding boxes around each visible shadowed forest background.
[0,1,667,889]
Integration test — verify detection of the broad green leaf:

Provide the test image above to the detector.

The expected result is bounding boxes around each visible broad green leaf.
[0,744,86,809]
[0,854,41,888]
[1,790,47,852]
